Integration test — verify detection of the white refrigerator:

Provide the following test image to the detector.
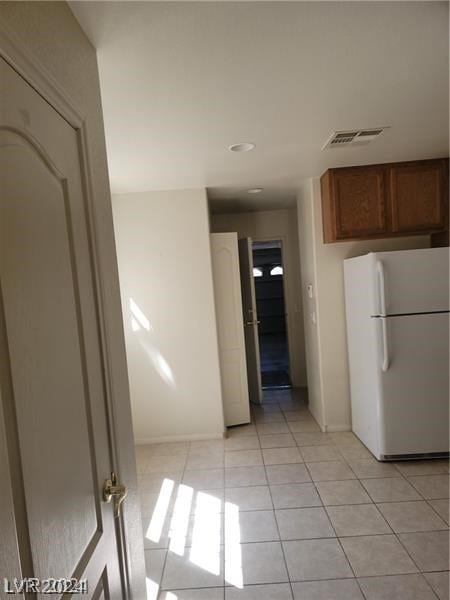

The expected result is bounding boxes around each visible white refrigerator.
[344,247,449,460]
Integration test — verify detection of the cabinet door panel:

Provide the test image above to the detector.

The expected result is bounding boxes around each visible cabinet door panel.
[334,168,387,239]
[389,161,447,233]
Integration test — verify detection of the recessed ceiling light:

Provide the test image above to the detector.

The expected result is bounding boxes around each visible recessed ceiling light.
[247,188,263,194]
[228,142,255,152]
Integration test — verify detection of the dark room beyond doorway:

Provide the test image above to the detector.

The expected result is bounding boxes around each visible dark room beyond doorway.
[252,241,290,389]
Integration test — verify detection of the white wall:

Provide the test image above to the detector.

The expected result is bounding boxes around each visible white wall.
[0,2,146,594]
[296,182,325,426]
[113,189,225,443]
[297,178,430,431]
[211,208,307,387]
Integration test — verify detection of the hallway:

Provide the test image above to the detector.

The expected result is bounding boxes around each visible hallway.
[259,334,290,388]
[137,389,449,599]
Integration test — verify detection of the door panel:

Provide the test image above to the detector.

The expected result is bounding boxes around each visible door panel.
[0,57,123,596]
[0,378,22,585]
[334,167,387,238]
[389,160,447,233]
[238,239,262,404]
[211,233,250,426]
[2,129,99,578]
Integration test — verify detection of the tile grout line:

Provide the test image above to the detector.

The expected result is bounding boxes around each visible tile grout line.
[404,470,450,524]
[424,497,450,525]
[258,396,364,596]
[259,399,296,600]
[324,435,445,594]
[334,438,450,581]
[140,389,448,597]
[157,440,191,597]
[282,401,447,594]
[300,448,371,600]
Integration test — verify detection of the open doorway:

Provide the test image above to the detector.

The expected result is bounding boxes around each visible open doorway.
[252,240,291,389]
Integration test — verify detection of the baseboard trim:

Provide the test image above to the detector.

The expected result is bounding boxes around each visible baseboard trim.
[323,424,352,433]
[307,404,324,431]
[135,431,226,445]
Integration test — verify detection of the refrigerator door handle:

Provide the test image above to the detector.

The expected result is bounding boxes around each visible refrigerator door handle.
[380,317,390,372]
[377,261,390,371]
[376,260,387,316]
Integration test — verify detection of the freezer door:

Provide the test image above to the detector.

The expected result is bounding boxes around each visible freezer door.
[370,247,449,315]
[377,312,449,457]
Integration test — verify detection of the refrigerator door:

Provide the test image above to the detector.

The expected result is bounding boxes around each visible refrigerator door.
[376,312,449,458]
[344,258,382,458]
[369,247,449,316]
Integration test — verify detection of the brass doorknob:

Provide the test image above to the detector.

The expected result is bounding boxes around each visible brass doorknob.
[103,472,127,517]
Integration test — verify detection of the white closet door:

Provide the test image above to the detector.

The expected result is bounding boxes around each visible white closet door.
[238,238,263,405]
[211,233,250,426]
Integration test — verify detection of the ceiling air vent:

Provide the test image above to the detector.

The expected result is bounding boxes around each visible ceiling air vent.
[323,127,388,149]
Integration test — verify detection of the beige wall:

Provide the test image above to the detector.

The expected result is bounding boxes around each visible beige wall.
[297,178,430,431]
[0,2,145,594]
[296,181,325,426]
[211,208,307,388]
[113,189,225,443]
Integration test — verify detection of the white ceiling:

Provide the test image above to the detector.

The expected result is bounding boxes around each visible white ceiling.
[69,1,449,214]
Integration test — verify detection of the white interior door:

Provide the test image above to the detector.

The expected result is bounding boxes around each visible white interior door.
[0,56,127,597]
[238,238,263,405]
[211,233,250,426]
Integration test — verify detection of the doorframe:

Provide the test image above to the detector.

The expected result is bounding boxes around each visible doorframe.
[251,235,294,387]
[0,19,143,598]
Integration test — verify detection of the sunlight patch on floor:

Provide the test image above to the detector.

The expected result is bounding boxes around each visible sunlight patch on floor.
[168,484,193,556]
[146,478,174,543]
[189,491,222,575]
[224,501,243,588]
[145,577,159,600]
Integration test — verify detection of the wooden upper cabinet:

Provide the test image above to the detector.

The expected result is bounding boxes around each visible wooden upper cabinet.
[322,166,387,241]
[321,158,449,243]
[389,159,448,234]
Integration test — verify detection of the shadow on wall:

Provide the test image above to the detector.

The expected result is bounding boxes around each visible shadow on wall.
[129,298,177,389]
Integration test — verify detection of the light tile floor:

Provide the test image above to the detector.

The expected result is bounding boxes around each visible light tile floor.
[137,388,450,600]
